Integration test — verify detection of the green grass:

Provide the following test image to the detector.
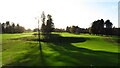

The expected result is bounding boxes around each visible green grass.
[1,32,120,66]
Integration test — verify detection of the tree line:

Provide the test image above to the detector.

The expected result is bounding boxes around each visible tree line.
[89,19,111,35]
[1,17,119,36]
[33,28,66,33]
[66,19,120,36]
[89,19,119,36]
[0,21,25,33]
[66,26,89,34]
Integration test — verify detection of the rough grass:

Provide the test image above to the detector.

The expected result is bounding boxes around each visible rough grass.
[1,32,120,67]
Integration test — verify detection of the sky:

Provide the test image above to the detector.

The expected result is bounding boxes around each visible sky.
[0,0,119,29]
[118,1,120,27]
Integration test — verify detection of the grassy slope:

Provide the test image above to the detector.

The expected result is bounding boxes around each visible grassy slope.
[2,33,37,66]
[59,33,119,53]
[2,32,120,66]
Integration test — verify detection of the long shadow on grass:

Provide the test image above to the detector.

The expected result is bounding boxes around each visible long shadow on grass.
[2,42,48,67]
[41,34,119,66]
[48,43,119,66]
[2,34,119,67]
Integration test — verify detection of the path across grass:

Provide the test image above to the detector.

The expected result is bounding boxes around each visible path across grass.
[1,32,120,66]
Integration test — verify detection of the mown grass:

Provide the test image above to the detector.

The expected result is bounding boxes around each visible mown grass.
[1,32,120,66]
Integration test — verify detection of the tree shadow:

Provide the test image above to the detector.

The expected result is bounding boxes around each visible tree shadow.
[41,37,87,43]
[2,34,119,67]
[39,48,46,66]
[39,34,88,43]
[2,42,48,67]
[39,34,119,66]
[47,42,119,66]
[37,34,119,66]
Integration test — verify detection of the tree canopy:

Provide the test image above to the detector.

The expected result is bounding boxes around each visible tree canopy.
[1,21,25,33]
[41,12,54,34]
[89,19,113,35]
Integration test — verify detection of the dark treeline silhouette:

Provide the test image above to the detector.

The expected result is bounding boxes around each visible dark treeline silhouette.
[54,28,66,32]
[89,19,105,35]
[33,28,66,33]
[66,19,120,36]
[33,28,38,32]
[89,19,120,36]
[112,27,120,36]
[1,21,25,33]
[66,26,89,34]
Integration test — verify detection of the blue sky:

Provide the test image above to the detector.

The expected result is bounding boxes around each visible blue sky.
[119,1,120,27]
[85,1,118,27]
[0,0,119,29]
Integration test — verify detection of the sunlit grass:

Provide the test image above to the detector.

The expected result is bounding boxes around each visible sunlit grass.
[2,32,119,66]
